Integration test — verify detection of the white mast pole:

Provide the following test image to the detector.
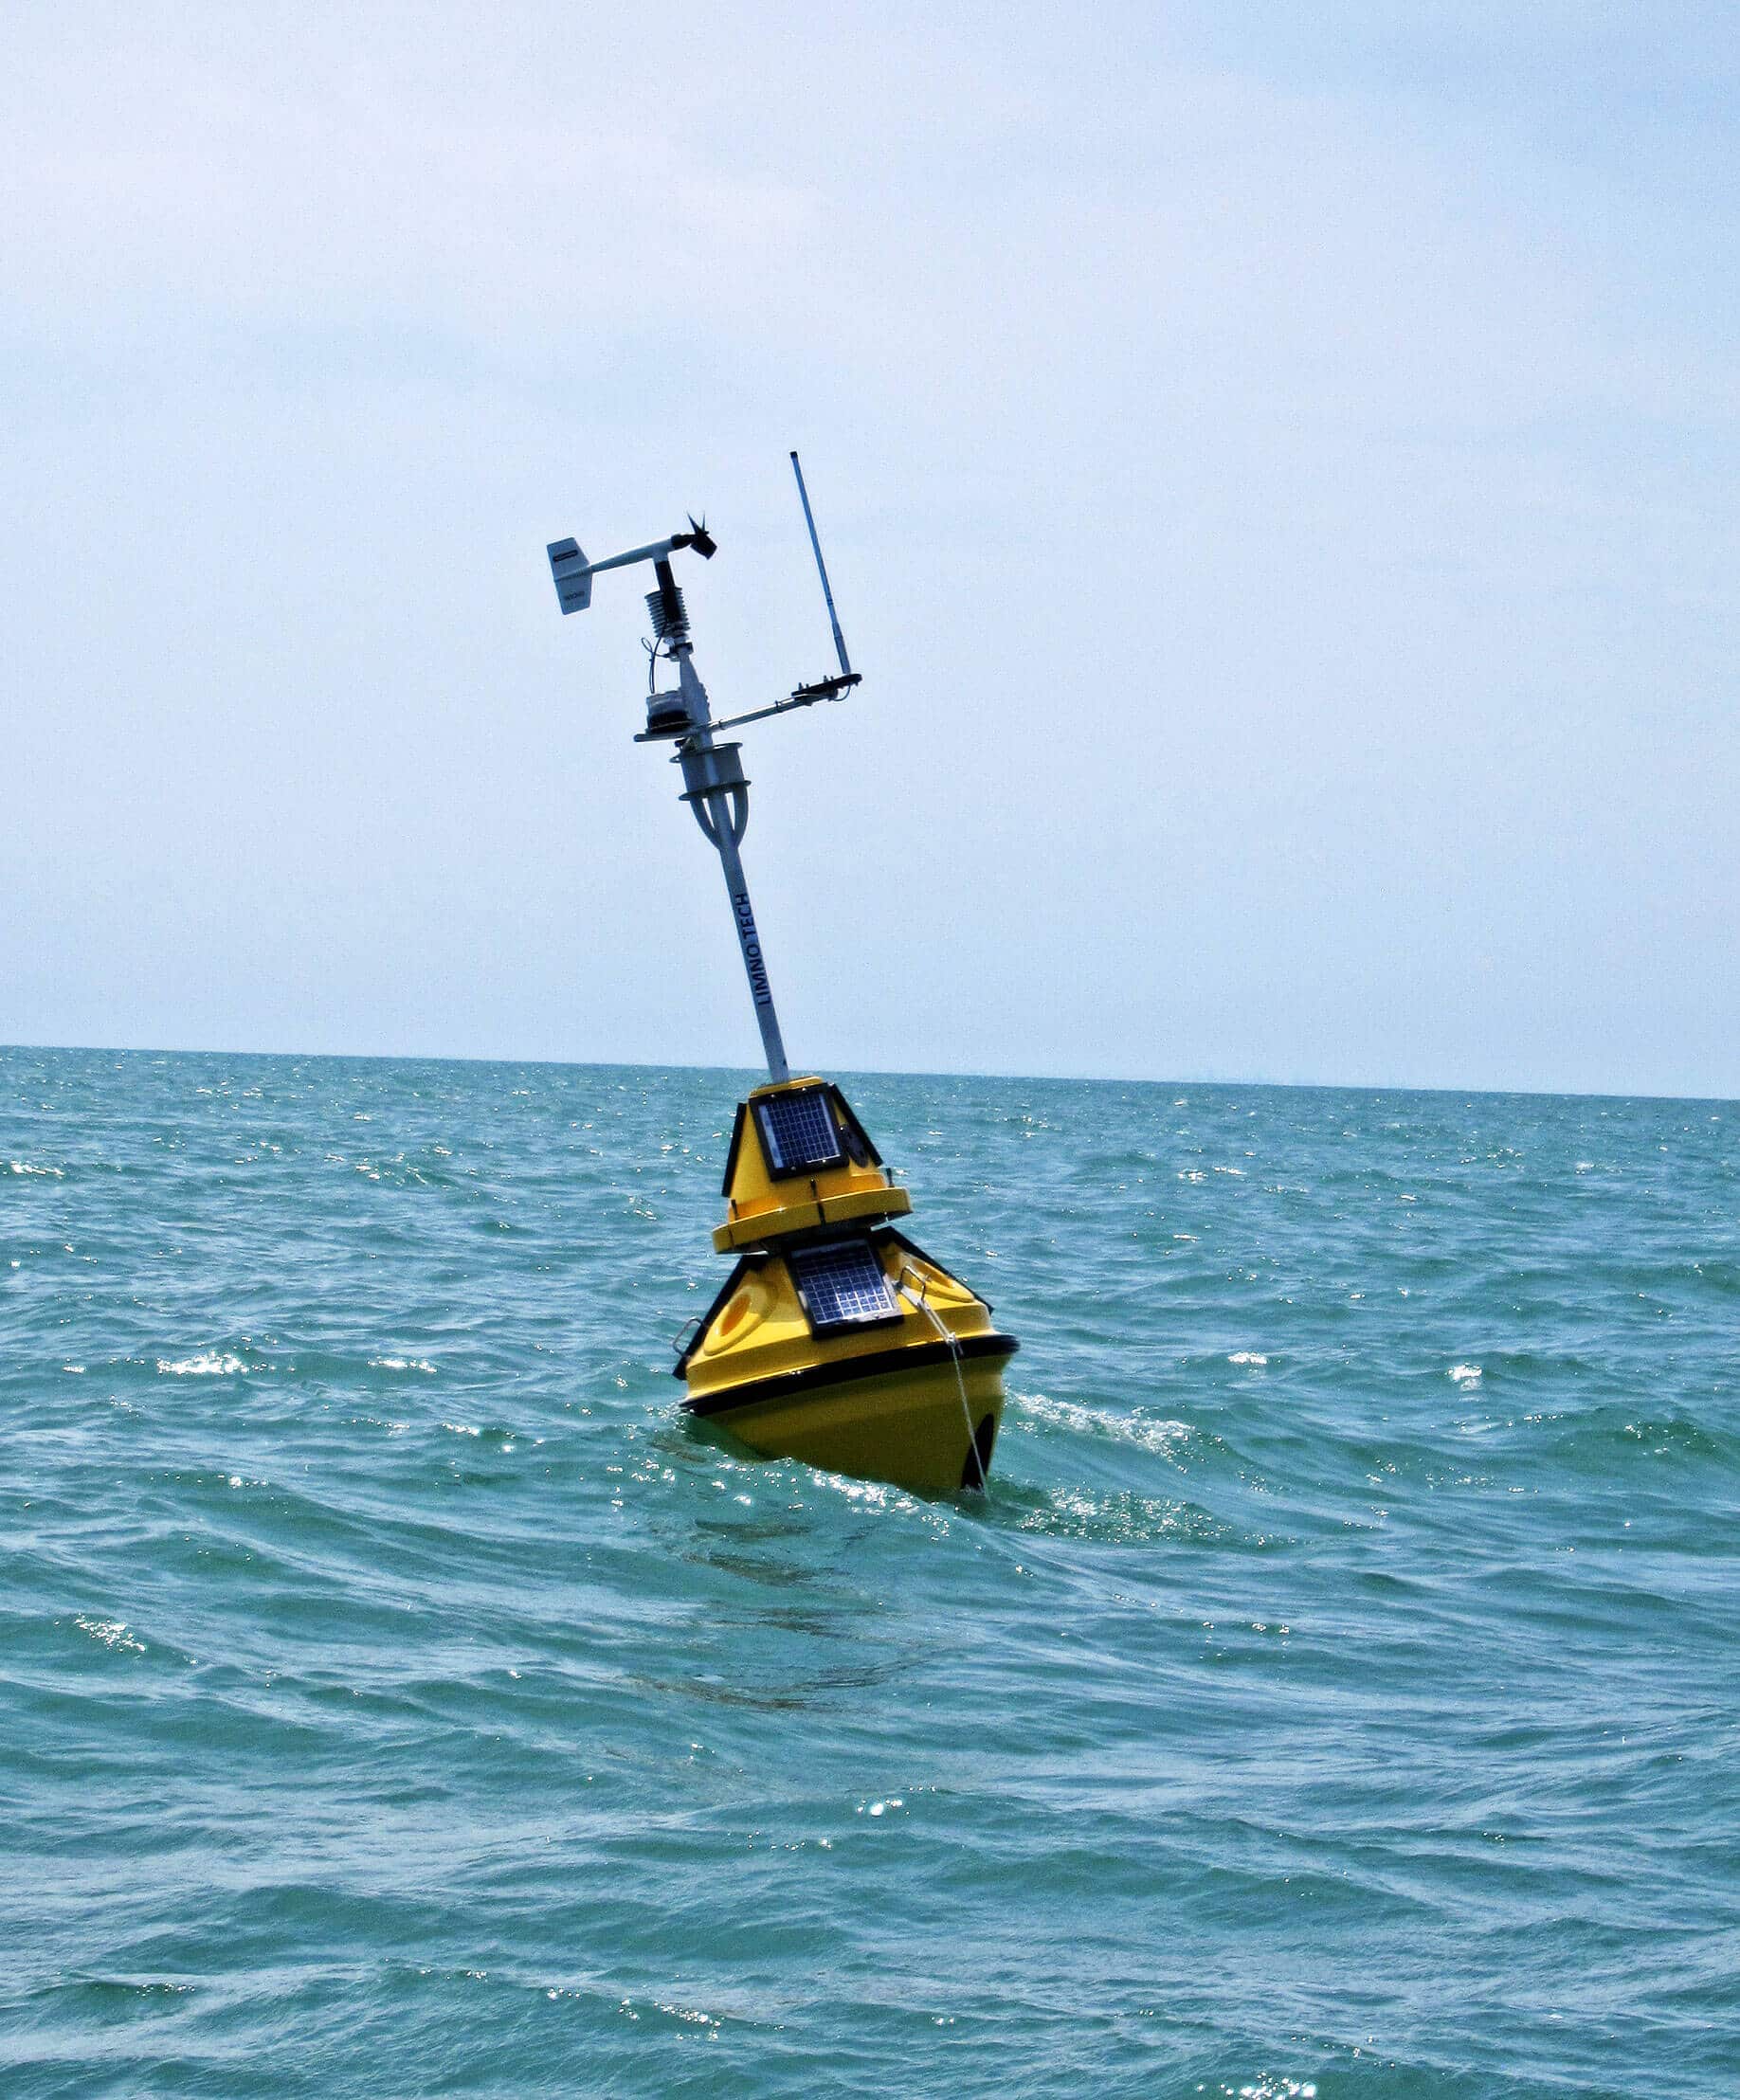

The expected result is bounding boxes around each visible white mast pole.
[667,643,792,1085]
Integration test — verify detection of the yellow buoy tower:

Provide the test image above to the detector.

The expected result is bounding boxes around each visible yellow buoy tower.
[546,457,1016,1494]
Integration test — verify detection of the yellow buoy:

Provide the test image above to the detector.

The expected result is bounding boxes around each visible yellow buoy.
[546,458,1018,1494]
[679,1077,1016,1493]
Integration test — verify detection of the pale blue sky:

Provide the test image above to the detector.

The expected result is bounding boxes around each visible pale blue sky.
[5,4,1736,1095]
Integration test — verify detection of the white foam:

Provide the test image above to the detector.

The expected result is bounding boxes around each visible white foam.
[76,1616,144,1653]
[156,1352,245,1376]
[9,1160,63,1176]
[370,1356,437,1373]
[1228,1351,1269,1367]
[1450,1363,1483,1385]
[1017,1390,1192,1457]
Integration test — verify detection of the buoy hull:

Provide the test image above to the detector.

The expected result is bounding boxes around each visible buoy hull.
[685,1340,1012,1495]
[680,1078,1019,1497]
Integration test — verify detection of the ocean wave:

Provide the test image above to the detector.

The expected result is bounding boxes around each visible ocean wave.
[1011,1388,1195,1459]
[983,1476,1240,1545]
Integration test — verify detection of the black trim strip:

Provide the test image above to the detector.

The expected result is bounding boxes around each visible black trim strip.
[719,1103,748,1198]
[682,1331,1018,1419]
[827,1084,883,1168]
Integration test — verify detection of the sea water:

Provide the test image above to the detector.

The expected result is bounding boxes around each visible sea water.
[3,1048,1736,2097]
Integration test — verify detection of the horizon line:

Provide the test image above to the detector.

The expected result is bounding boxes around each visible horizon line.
[3,1039,1734,1111]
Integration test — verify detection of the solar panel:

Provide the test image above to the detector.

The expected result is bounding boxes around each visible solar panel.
[788,1240,899,1333]
[754,1088,843,1176]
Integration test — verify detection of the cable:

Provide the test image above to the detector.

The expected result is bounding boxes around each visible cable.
[895,1266,982,1490]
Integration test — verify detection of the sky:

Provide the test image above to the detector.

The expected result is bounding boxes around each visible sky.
[4,3,1736,1096]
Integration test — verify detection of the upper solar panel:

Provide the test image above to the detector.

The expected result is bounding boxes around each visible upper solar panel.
[753,1088,844,1177]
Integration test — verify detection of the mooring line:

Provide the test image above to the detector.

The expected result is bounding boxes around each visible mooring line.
[896,1267,982,1488]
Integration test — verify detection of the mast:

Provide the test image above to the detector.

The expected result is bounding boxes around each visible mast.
[664,620,790,1084]
[546,459,858,1086]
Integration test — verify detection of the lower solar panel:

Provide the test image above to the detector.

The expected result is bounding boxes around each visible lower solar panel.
[788,1240,900,1333]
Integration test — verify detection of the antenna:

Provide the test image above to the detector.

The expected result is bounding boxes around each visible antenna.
[790,450,851,679]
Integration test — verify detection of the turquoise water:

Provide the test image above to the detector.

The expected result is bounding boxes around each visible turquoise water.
[4,1047,1736,2097]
